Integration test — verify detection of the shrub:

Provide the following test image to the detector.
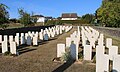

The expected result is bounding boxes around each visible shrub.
[0,24,9,30]
[78,52,83,59]
[4,51,12,56]
[61,52,71,61]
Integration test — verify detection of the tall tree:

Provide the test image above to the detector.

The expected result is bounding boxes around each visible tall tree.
[81,14,95,24]
[0,3,9,29]
[96,0,120,27]
[18,8,32,27]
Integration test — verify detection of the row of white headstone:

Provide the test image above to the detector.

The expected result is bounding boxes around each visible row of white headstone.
[0,25,73,55]
[81,26,120,72]
[57,26,120,72]
[0,35,17,54]
[57,26,80,60]
[81,26,100,60]
[96,36,120,72]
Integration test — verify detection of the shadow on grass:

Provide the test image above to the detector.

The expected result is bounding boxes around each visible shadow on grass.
[18,44,28,49]
[18,48,36,55]
[38,37,57,45]
[38,41,48,45]
[52,60,75,72]
[18,44,37,55]
[111,69,118,72]
[48,38,57,41]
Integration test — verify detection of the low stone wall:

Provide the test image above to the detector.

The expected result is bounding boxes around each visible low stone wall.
[93,26,120,39]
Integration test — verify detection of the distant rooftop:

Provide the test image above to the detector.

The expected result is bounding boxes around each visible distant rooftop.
[31,15,44,17]
[61,13,78,18]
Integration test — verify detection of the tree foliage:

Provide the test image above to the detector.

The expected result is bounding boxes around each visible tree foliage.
[81,14,95,24]
[96,0,120,27]
[0,3,9,29]
[18,8,36,27]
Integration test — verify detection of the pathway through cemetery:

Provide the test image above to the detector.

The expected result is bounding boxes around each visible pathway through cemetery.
[0,26,95,72]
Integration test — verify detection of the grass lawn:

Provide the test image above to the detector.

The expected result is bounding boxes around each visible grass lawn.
[0,26,95,72]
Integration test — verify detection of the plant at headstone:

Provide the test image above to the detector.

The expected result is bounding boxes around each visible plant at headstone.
[78,52,83,60]
[0,3,9,29]
[4,51,12,56]
[61,52,71,61]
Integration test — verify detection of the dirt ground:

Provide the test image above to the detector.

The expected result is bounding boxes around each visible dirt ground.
[0,26,95,72]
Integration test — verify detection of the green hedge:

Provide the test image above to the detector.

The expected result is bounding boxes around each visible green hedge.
[45,20,90,25]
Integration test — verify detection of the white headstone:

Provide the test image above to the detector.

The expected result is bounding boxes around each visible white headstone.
[96,45,106,72]
[83,45,92,60]
[39,32,43,40]
[35,32,39,37]
[51,32,55,38]
[103,54,109,72]
[32,31,35,35]
[98,34,104,46]
[9,35,13,43]
[10,41,17,54]
[21,33,24,37]
[66,37,71,48]
[4,35,7,42]
[0,35,2,43]
[25,33,29,40]
[20,33,25,44]
[15,36,19,46]
[106,38,112,48]
[33,36,38,45]
[57,44,65,57]
[109,46,118,60]
[2,41,8,53]
[16,33,19,37]
[113,55,120,72]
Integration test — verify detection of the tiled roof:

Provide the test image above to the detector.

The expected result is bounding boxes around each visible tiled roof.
[62,13,78,18]
[31,15,44,17]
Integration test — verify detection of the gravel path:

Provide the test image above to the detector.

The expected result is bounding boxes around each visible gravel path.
[0,26,95,72]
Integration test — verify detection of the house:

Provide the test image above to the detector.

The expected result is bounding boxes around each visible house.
[32,15,46,23]
[61,13,78,20]
[32,15,53,22]
[45,16,53,20]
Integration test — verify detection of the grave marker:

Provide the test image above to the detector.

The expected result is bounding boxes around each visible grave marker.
[2,41,8,53]
[57,44,65,57]
[10,41,17,54]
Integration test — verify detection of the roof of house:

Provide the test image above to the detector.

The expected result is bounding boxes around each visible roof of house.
[31,15,44,17]
[45,16,52,19]
[61,13,78,18]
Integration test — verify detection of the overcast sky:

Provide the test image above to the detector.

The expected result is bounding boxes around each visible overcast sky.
[0,0,102,18]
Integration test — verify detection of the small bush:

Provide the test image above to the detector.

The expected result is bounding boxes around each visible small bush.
[61,52,71,61]
[4,51,12,56]
[78,52,83,59]
[0,24,9,30]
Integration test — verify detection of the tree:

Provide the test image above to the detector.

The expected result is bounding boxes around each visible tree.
[31,12,38,24]
[81,14,95,24]
[96,0,120,27]
[18,8,33,27]
[0,3,9,29]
